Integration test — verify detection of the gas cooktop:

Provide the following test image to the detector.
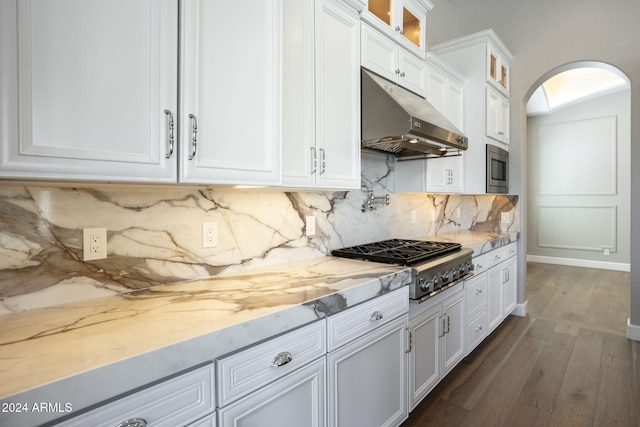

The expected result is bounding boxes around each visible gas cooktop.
[331,239,462,266]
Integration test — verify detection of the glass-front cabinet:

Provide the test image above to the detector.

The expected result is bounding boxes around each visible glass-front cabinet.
[362,0,433,58]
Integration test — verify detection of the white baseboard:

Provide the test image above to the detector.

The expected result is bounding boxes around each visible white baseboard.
[526,255,630,272]
[511,301,528,317]
[628,319,640,341]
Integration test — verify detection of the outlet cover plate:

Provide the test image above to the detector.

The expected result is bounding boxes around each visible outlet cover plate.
[203,222,218,248]
[83,228,107,261]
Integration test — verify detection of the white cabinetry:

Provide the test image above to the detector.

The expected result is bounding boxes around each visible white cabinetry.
[486,86,510,144]
[487,42,510,95]
[281,0,361,189]
[465,242,517,354]
[0,0,178,182]
[216,320,326,426]
[361,22,427,96]
[327,287,409,427]
[408,286,465,410]
[361,0,432,58]
[0,0,282,185]
[431,29,513,194]
[55,364,215,427]
[179,0,281,185]
[393,53,465,194]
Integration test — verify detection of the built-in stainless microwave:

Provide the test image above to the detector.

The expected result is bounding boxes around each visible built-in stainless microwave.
[486,144,509,194]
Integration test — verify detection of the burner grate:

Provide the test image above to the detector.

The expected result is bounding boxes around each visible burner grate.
[331,239,461,265]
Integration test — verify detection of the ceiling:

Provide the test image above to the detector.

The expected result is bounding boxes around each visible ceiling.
[526,67,628,116]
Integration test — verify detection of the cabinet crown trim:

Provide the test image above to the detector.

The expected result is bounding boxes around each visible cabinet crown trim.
[430,28,512,60]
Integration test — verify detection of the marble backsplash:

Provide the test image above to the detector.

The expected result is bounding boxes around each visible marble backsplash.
[0,154,518,314]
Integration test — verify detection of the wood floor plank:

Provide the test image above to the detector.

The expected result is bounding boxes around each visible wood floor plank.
[515,326,576,412]
[504,401,551,427]
[458,335,547,426]
[593,351,637,426]
[556,328,604,417]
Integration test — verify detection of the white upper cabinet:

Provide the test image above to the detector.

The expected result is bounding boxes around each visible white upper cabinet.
[281,0,361,189]
[425,53,465,131]
[487,41,510,95]
[179,0,281,185]
[361,0,433,58]
[431,29,513,194]
[486,86,510,144]
[0,0,282,186]
[361,22,427,96]
[0,0,179,182]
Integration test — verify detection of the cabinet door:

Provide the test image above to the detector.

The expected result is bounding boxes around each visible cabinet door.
[502,256,517,317]
[315,0,361,189]
[486,86,509,144]
[408,304,440,410]
[399,48,427,96]
[328,316,408,427]
[218,358,325,427]
[281,0,316,187]
[0,0,178,182]
[441,292,465,377]
[361,22,399,83]
[487,263,504,332]
[180,0,281,185]
[426,156,463,193]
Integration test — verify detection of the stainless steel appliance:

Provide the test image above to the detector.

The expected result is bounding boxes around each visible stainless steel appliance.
[486,144,509,194]
[360,69,468,159]
[332,239,473,303]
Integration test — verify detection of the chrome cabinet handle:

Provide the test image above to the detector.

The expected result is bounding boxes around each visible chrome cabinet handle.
[475,288,483,294]
[400,72,405,77]
[319,148,326,174]
[395,69,401,75]
[271,352,293,367]
[116,418,147,427]
[163,109,174,159]
[395,26,404,35]
[187,113,198,160]
[310,147,317,175]
[475,325,483,332]
[445,314,450,334]
[370,311,383,321]
[439,316,445,337]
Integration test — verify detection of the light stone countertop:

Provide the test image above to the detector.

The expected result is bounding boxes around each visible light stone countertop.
[0,257,411,427]
[0,230,517,427]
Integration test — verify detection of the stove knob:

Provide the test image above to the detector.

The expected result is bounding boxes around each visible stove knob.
[440,270,450,284]
[427,276,439,291]
[418,277,428,292]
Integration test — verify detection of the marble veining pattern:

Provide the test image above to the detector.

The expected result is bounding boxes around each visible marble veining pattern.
[0,257,410,426]
[0,154,518,314]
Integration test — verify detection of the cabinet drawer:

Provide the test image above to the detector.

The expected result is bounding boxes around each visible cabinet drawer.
[327,287,409,352]
[465,273,488,316]
[472,252,492,274]
[216,320,326,407]
[467,310,488,354]
[57,364,215,427]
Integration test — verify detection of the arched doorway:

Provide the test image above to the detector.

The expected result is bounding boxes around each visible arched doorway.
[524,62,631,271]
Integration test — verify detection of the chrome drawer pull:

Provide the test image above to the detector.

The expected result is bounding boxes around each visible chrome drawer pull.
[475,325,483,331]
[271,352,293,368]
[370,311,383,321]
[187,113,198,160]
[116,418,147,427]
[163,109,174,159]
[475,288,483,294]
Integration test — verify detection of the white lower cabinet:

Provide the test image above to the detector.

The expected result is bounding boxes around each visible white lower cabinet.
[217,358,325,427]
[54,364,216,427]
[328,316,408,427]
[466,242,518,353]
[408,286,465,410]
[216,320,326,427]
[327,287,409,427]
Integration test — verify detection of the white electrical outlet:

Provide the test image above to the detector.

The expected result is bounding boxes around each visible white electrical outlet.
[203,222,217,248]
[83,228,107,261]
[306,216,316,236]
[411,210,416,224]
[501,212,510,223]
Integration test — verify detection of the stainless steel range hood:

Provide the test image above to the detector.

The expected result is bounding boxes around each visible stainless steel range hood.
[361,69,468,158]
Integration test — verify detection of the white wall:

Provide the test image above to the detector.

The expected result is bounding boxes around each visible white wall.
[427,0,640,335]
[527,90,631,270]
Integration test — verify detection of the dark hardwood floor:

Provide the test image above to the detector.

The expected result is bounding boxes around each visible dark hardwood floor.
[402,262,640,427]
